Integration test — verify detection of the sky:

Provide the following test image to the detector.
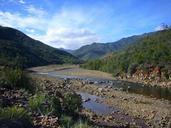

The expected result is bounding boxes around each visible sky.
[0,0,171,50]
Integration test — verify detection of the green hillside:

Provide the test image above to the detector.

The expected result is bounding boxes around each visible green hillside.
[72,35,144,60]
[81,29,171,78]
[0,26,79,68]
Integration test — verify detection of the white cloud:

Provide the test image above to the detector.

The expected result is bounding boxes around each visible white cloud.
[0,11,47,31]
[31,27,100,49]
[18,0,25,4]
[155,25,165,31]
[0,5,101,49]
[26,5,46,17]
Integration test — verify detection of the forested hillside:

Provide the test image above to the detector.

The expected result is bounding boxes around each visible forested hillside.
[81,29,171,80]
[0,26,79,68]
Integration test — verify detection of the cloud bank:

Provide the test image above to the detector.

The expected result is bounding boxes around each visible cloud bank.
[0,1,100,49]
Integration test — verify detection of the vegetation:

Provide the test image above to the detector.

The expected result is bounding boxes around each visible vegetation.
[63,92,82,114]
[60,115,74,127]
[0,26,79,68]
[28,93,46,114]
[72,34,143,60]
[0,67,35,91]
[60,115,91,128]
[81,29,171,78]
[73,121,90,128]
[51,97,62,117]
[0,106,30,121]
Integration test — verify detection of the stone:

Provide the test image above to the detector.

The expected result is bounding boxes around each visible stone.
[98,88,104,93]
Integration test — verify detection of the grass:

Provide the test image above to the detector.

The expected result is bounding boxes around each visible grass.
[63,92,82,114]
[0,106,30,121]
[28,93,45,113]
[60,115,91,128]
[1,67,35,91]
[60,115,74,128]
[73,121,91,128]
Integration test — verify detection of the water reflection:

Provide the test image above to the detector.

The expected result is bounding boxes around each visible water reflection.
[40,71,171,101]
[119,82,171,101]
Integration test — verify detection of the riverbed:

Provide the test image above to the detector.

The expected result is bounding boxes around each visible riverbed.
[35,67,171,101]
[30,65,171,128]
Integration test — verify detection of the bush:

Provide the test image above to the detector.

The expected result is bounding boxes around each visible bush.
[28,93,45,114]
[51,97,62,117]
[29,94,63,116]
[128,63,138,76]
[63,93,82,114]
[73,121,91,128]
[60,115,74,128]
[0,106,30,121]
[1,67,34,91]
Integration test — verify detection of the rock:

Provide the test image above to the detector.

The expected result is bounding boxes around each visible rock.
[98,88,104,93]
[88,81,94,84]
[94,81,99,84]
[110,94,115,98]
[83,98,91,102]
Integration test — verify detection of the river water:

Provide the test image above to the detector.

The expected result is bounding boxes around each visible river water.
[38,71,171,101]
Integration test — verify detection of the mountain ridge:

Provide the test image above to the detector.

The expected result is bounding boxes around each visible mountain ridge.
[0,26,79,68]
[81,29,171,80]
[71,32,153,60]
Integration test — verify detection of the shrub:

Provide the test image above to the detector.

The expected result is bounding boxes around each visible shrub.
[0,106,30,121]
[128,63,138,76]
[28,93,45,114]
[73,121,91,128]
[60,115,74,128]
[63,92,82,114]
[29,94,63,116]
[51,97,62,117]
[2,67,34,91]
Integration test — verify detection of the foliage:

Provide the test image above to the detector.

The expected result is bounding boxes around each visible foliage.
[0,26,79,68]
[73,121,91,128]
[28,93,45,113]
[60,115,74,128]
[63,92,82,114]
[73,36,142,60]
[0,106,30,121]
[1,67,34,91]
[51,97,62,117]
[29,94,63,116]
[81,29,171,78]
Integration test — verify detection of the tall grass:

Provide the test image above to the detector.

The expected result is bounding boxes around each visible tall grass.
[1,67,34,91]
[28,93,45,114]
[73,121,91,128]
[0,106,30,121]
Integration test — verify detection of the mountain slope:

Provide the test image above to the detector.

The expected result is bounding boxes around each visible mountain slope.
[72,35,145,60]
[81,29,171,78]
[0,26,79,68]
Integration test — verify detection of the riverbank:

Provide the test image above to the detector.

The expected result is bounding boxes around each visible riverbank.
[31,73,171,128]
[29,65,171,88]
[117,76,171,88]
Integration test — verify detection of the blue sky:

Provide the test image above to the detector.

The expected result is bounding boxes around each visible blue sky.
[0,0,171,49]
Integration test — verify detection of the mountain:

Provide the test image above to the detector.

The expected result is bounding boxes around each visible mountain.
[72,35,146,60]
[0,26,79,68]
[81,29,171,78]
[59,48,74,54]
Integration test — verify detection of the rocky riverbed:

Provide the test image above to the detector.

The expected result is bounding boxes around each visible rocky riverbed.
[30,73,171,128]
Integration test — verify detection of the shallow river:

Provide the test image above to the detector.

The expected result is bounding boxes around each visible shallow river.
[39,71,171,101]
